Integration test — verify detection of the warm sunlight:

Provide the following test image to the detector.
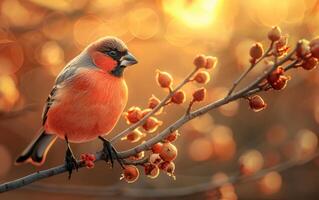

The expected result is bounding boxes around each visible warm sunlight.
[162,0,220,28]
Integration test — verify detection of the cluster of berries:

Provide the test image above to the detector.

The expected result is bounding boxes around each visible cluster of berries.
[119,54,217,183]
[247,26,318,112]
[80,153,96,169]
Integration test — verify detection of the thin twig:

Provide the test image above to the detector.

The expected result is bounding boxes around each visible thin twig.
[110,67,199,143]
[227,42,274,97]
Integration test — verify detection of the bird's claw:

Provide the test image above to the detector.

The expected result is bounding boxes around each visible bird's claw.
[99,136,124,169]
[65,148,78,179]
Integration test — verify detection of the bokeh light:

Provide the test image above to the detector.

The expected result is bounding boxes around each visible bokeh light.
[210,125,236,160]
[188,137,214,161]
[239,149,264,175]
[259,171,282,195]
[162,0,219,28]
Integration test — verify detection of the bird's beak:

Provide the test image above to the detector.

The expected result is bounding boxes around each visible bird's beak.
[120,52,138,67]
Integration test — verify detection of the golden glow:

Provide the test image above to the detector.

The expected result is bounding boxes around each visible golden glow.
[162,0,220,28]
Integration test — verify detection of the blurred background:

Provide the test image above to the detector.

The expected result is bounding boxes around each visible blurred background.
[0,0,319,199]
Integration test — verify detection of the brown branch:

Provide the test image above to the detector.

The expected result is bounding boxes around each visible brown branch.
[21,151,319,197]
[0,41,304,193]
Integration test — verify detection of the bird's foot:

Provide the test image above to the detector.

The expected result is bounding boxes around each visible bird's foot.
[98,136,124,169]
[65,147,79,179]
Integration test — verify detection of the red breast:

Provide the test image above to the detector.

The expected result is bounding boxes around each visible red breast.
[45,68,128,143]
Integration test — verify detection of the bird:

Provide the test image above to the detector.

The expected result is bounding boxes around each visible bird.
[15,36,138,178]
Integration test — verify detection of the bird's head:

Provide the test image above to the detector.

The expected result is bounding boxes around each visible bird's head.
[87,36,138,77]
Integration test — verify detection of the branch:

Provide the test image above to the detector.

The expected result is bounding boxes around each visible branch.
[19,151,319,197]
[1,31,316,193]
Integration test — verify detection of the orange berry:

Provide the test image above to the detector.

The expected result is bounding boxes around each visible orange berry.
[250,42,264,60]
[171,90,186,104]
[151,142,163,153]
[121,165,139,183]
[124,106,143,124]
[148,95,161,109]
[144,163,160,179]
[156,70,173,88]
[193,54,207,68]
[302,57,318,70]
[164,130,180,142]
[142,117,162,133]
[205,56,218,69]
[192,87,206,102]
[124,129,145,143]
[160,142,178,162]
[194,71,210,84]
[268,26,281,42]
[149,153,162,165]
[249,95,267,112]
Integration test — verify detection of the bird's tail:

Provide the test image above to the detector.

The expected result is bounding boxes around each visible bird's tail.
[15,129,57,166]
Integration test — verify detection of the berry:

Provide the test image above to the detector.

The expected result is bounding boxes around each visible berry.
[124,106,143,124]
[121,165,139,183]
[164,130,179,142]
[171,90,186,104]
[144,163,160,179]
[205,56,218,69]
[148,95,161,109]
[296,39,311,58]
[268,26,281,42]
[250,43,264,60]
[142,117,162,133]
[151,142,163,153]
[192,87,206,102]
[249,95,267,112]
[193,54,207,68]
[159,142,178,162]
[301,57,318,70]
[194,71,210,84]
[156,70,173,88]
[123,129,145,143]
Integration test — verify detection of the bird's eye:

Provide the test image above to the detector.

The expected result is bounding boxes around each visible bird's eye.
[108,50,118,57]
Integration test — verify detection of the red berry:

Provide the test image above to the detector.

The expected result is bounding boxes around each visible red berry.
[164,130,179,142]
[121,165,139,183]
[192,87,206,102]
[144,163,160,179]
[193,54,207,68]
[124,106,143,124]
[171,90,186,104]
[249,95,267,112]
[156,70,173,88]
[151,142,163,153]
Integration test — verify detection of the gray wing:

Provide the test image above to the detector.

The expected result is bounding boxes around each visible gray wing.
[41,64,79,125]
[41,51,94,125]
